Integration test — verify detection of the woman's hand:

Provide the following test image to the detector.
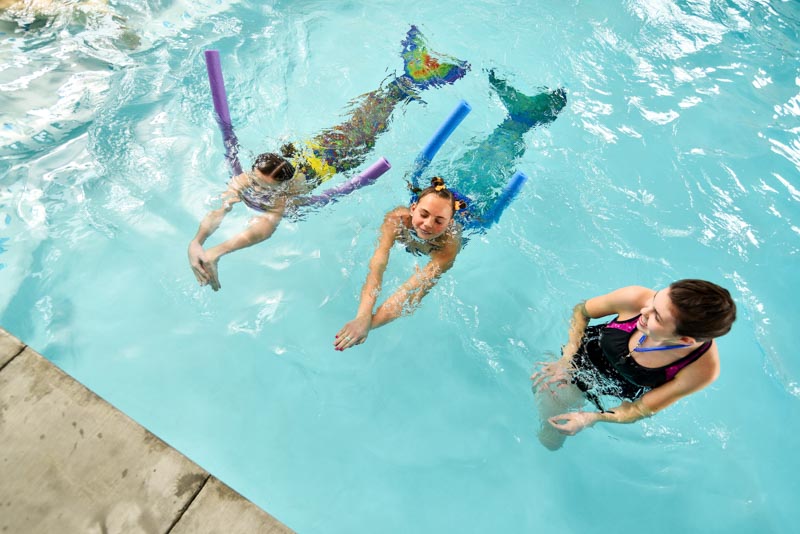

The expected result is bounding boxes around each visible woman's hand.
[531,359,574,393]
[547,411,598,436]
[334,315,372,351]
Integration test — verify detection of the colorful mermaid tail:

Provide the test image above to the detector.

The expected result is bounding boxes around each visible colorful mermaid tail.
[299,26,469,183]
[399,25,469,90]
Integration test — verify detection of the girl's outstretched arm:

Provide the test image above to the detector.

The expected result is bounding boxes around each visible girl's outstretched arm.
[189,173,286,291]
[334,208,402,351]
[188,175,247,286]
[370,233,459,329]
[201,209,284,291]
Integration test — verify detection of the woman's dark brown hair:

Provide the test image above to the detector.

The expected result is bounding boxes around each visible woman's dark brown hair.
[669,279,737,340]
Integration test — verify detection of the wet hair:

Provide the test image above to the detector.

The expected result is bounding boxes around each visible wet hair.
[668,279,737,341]
[410,176,466,215]
[252,152,295,182]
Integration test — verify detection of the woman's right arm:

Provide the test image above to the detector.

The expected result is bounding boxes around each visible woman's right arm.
[530,301,592,389]
[560,301,592,360]
[532,285,653,386]
[572,285,654,354]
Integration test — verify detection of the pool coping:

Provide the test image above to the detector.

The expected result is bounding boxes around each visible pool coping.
[0,327,294,534]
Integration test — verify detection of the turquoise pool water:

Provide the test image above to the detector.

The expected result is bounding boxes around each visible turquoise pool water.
[2,1,798,532]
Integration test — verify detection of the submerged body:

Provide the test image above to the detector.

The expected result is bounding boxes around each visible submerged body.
[246,25,469,199]
[335,179,461,351]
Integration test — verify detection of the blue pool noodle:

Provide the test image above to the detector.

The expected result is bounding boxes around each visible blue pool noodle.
[409,99,472,190]
[466,170,529,229]
[409,99,527,229]
[204,50,243,176]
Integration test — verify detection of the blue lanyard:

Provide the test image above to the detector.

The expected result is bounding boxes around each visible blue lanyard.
[633,334,691,352]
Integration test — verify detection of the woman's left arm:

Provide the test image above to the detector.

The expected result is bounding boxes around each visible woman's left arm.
[548,346,720,435]
[370,237,460,329]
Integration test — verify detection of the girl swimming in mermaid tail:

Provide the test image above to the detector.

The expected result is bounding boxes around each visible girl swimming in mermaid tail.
[188,26,469,291]
[334,73,568,351]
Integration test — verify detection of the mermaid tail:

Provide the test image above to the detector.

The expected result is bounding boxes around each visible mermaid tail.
[300,26,469,183]
[406,72,565,232]
[447,72,567,205]
[489,69,567,128]
[400,25,470,89]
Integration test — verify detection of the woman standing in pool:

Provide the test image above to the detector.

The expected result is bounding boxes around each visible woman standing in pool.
[334,177,463,351]
[188,26,469,291]
[531,280,736,450]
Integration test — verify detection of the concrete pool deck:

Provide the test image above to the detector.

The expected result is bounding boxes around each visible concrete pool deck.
[0,327,293,534]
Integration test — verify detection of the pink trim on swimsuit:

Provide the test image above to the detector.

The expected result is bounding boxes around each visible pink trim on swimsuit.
[606,315,640,333]
[664,342,712,381]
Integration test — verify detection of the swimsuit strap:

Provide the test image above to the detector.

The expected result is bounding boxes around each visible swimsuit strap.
[664,341,713,381]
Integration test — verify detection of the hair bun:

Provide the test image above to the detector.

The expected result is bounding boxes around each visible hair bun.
[280,142,297,159]
[430,176,445,187]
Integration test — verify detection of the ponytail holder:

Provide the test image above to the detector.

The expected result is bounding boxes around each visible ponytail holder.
[431,176,446,191]
[454,199,465,211]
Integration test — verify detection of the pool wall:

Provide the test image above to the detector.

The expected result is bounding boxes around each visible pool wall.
[0,327,293,534]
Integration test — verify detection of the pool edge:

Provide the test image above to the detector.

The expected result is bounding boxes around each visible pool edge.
[0,327,294,534]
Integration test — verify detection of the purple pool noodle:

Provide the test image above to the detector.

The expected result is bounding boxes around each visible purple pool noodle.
[300,157,391,207]
[204,50,243,176]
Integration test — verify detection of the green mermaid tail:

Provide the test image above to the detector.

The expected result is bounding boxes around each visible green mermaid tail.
[294,26,469,183]
[489,69,567,128]
[446,72,567,205]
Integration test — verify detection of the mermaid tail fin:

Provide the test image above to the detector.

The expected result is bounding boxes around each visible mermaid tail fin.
[400,25,469,89]
[489,70,567,127]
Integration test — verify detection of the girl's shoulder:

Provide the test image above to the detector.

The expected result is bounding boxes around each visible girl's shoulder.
[383,205,411,223]
[387,205,410,216]
[436,228,462,259]
[227,172,250,192]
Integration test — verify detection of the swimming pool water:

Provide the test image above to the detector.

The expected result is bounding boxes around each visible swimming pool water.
[1,1,799,532]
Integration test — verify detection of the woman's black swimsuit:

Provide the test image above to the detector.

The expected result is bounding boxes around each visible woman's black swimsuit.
[571,315,711,411]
